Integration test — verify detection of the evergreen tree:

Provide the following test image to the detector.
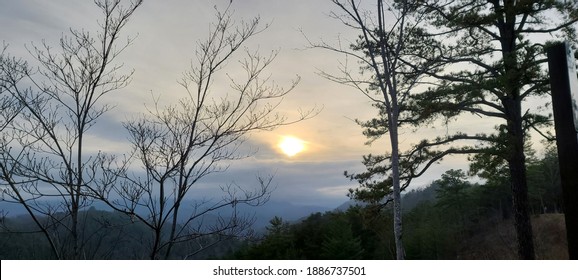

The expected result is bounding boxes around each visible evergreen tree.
[317,0,442,260]
[321,215,364,259]
[434,170,474,230]
[406,0,578,259]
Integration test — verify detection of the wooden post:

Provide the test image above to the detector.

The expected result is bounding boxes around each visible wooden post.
[547,42,578,260]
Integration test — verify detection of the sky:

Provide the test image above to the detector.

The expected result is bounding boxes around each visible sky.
[0,0,488,209]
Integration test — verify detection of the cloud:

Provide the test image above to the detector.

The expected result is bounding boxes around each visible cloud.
[1,0,477,210]
[189,156,363,208]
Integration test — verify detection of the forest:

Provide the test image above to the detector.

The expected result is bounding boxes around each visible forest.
[232,146,566,260]
[1,0,578,260]
[0,145,566,259]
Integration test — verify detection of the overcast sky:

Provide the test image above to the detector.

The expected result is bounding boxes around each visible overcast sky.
[1,0,483,208]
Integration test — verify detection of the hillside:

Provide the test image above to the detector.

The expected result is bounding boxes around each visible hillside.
[459,214,568,259]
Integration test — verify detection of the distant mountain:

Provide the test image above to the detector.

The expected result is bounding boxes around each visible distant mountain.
[0,203,28,217]
[329,184,440,214]
[235,200,330,229]
[334,199,366,212]
[0,199,330,231]
[402,184,439,211]
[116,198,332,231]
[1,185,440,228]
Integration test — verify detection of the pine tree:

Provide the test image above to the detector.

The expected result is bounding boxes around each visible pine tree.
[406,0,578,259]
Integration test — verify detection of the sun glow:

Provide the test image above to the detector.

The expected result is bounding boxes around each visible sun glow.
[278,136,305,157]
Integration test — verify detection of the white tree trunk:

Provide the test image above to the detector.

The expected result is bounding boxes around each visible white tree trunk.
[389,99,404,260]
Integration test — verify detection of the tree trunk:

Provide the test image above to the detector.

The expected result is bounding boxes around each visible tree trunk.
[389,105,404,260]
[151,228,162,260]
[499,2,535,258]
[71,191,80,259]
[164,199,181,259]
[508,145,535,260]
[505,97,535,260]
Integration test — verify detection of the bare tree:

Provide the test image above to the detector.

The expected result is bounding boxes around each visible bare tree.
[0,0,142,259]
[91,4,316,260]
[309,0,436,259]
[0,45,24,133]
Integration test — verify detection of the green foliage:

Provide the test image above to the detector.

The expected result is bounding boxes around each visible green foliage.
[434,169,474,227]
[320,215,364,259]
[403,201,455,259]
[231,208,394,260]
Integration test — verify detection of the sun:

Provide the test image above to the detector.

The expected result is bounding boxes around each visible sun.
[278,136,305,157]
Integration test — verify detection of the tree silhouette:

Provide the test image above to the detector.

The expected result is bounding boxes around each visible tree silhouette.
[0,0,142,259]
[91,4,316,259]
